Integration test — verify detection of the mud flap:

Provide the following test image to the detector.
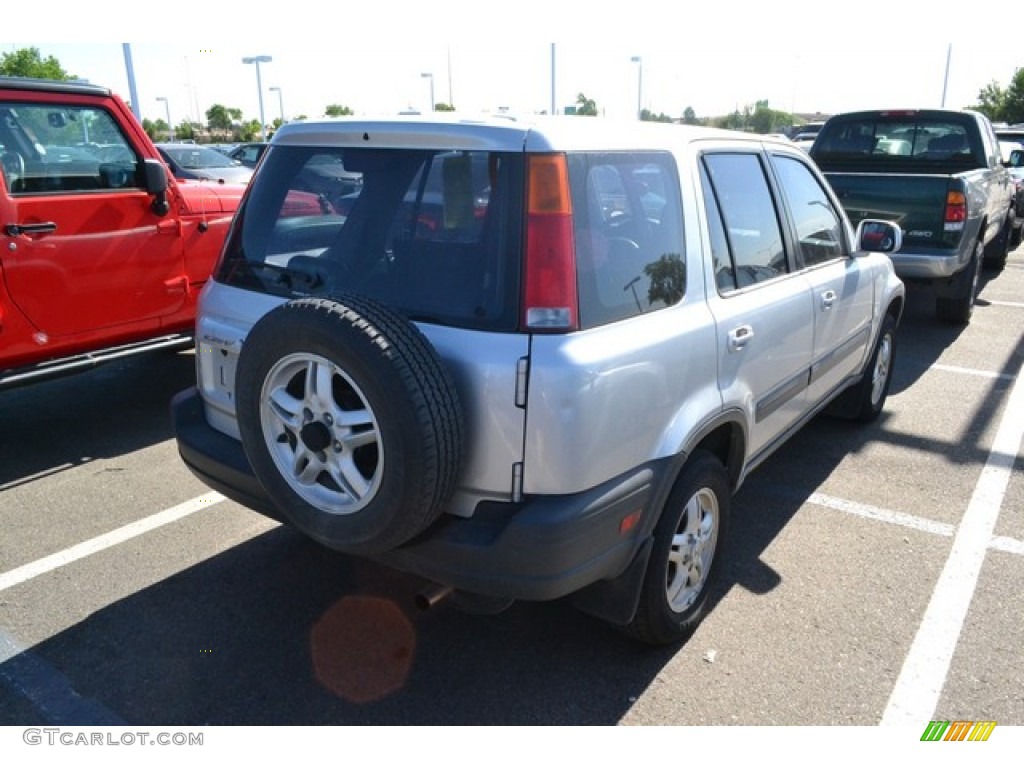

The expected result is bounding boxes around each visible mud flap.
[570,536,654,625]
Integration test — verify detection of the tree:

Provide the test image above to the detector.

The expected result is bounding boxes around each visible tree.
[682,107,700,125]
[749,100,792,134]
[325,104,354,117]
[640,109,674,123]
[574,93,598,116]
[175,120,197,141]
[141,117,171,142]
[0,47,75,80]
[206,104,242,132]
[435,102,455,112]
[1002,69,1024,125]
[239,119,263,142]
[972,80,1007,122]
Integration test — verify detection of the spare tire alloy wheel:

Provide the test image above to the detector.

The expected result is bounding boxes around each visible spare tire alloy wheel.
[260,352,382,514]
[624,450,730,646]
[236,296,464,555]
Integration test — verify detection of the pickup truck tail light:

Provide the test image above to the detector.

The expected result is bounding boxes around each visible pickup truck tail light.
[522,154,579,332]
[944,190,967,230]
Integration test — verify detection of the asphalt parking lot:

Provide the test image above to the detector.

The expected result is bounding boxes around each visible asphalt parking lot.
[1,248,1022,728]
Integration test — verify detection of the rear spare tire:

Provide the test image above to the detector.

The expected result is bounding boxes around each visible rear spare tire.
[235,296,464,555]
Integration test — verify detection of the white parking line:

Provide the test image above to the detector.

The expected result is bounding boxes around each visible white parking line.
[987,300,1024,308]
[808,493,955,536]
[990,535,1024,556]
[881,357,1024,726]
[0,630,126,725]
[930,363,1016,381]
[0,492,225,593]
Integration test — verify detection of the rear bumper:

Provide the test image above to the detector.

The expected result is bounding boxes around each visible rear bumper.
[171,386,678,603]
[889,247,967,280]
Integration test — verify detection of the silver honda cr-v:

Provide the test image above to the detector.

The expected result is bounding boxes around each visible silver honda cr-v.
[173,114,905,645]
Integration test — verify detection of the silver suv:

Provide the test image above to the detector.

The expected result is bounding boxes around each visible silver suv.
[172,115,905,645]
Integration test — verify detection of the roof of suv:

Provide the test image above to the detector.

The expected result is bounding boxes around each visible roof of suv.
[271,114,766,153]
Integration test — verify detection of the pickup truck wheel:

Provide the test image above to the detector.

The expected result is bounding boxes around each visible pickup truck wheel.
[622,450,730,646]
[936,240,982,325]
[235,296,464,555]
[984,217,1011,271]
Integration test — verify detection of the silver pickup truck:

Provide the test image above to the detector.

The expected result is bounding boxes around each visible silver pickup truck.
[810,108,1015,324]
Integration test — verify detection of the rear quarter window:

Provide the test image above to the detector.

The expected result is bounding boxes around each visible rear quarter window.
[568,152,684,328]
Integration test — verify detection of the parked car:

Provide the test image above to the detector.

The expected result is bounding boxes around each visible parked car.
[1005,145,1024,248]
[224,141,267,168]
[172,115,905,646]
[810,108,1015,322]
[156,143,254,184]
[0,77,243,389]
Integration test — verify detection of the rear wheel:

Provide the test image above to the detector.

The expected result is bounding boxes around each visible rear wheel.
[622,451,730,646]
[984,216,1012,271]
[936,240,982,325]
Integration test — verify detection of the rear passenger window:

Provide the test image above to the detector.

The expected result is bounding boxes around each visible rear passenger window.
[701,153,787,290]
[771,154,846,266]
[568,152,684,328]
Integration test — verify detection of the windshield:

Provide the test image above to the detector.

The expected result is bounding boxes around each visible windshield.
[162,145,241,169]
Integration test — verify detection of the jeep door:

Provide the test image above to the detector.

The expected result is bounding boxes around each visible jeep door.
[0,99,186,338]
[699,151,814,461]
[768,152,874,405]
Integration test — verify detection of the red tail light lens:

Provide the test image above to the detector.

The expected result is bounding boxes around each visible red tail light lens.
[522,154,578,331]
[944,190,967,227]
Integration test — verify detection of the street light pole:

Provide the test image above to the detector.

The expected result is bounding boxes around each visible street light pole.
[156,96,172,141]
[421,72,434,112]
[242,55,273,141]
[269,86,285,127]
[630,55,643,120]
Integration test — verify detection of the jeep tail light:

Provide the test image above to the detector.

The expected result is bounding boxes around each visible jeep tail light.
[523,154,578,331]
[944,190,967,230]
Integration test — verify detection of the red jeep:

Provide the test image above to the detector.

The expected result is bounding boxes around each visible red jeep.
[0,77,243,388]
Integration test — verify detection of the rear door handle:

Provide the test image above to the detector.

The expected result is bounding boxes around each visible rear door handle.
[6,222,58,237]
[728,324,755,352]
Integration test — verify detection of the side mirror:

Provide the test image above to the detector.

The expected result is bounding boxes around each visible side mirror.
[1010,149,1024,168]
[855,219,902,254]
[143,157,171,216]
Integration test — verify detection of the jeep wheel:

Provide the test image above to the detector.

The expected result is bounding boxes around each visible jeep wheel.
[936,240,982,325]
[623,451,730,646]
[235,296,464,555]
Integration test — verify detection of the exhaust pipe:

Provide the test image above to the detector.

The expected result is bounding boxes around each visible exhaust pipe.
[415,583,454,611]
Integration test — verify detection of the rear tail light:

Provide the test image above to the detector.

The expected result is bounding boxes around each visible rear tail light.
[522,154,578,331]
[944,190,967,231]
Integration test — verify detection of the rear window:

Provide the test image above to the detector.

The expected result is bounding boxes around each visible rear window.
[812,115,983,170]
[218,146,524,331]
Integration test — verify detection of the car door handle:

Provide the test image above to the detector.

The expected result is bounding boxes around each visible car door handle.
[728,324,755,352]
[5,222,58,237]
[820,289,837,310]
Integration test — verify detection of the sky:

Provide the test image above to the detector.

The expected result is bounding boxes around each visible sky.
[7,1,1023,130]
